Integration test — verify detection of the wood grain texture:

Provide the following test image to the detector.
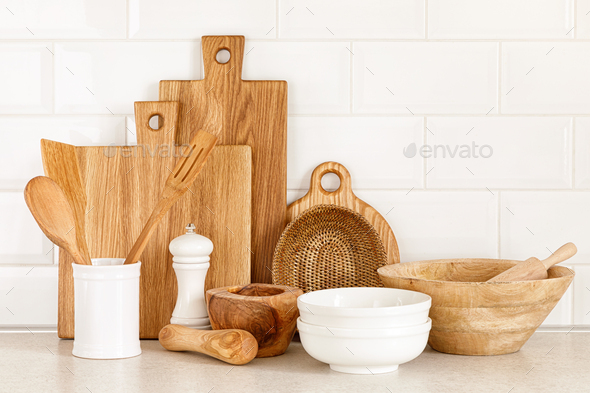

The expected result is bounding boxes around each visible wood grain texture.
[123,130,219,265]
[378,259,574,355]
[159,324,258,365]
[286,162,400,266]
[487,242,577,282]
[206,284,302,357]
[24,176,91,265]
[44,103,252,338]
[160,35,288,284]
[40,139,91,264]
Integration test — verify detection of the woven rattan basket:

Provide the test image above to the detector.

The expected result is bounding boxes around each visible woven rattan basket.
[272,204,388,293]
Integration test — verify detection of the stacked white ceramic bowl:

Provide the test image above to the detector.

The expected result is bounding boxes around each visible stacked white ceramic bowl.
[297,287,432,375]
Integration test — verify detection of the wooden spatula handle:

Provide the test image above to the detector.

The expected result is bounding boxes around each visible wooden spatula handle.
[542,243,577,269]
[159,324,258,365]
[124,130,217,265]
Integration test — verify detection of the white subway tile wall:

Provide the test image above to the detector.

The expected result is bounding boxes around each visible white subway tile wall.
[426,117,572,189]
[428,0,574,39]
[242,42,350,114]
[128,0,277,39]
[1,1,589,327]
[0,0,126,39]
[355,191,498,263]
[577,0,590,38]
[55,42,201,115]
[0,44,53,114]
[279,0,425,39]
[500,192,590,265]
[353,42,498,114]
[287,117,424,190]
[502,43,590,114]
[575,117,590,188]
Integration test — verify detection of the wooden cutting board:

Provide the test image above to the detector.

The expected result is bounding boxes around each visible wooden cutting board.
[286,162,400,266]
[159,35,288,284]
[42,101,252,338]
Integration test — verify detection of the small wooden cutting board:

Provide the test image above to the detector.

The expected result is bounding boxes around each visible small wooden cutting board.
[159,35,288,284]
[43,101,252,338]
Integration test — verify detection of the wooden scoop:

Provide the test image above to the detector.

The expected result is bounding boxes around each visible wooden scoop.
[24,176,92,265]
[158,324,258,365]
[487,243,577,282]
[124,130,218,265]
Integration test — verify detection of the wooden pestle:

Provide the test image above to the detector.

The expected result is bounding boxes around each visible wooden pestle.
[158,324,258,365]
[487,243,577,282]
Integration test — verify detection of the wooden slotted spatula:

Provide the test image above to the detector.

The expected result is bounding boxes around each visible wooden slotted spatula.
[124,130,218,265]
[24,176,92,265]
[487,243,577,282]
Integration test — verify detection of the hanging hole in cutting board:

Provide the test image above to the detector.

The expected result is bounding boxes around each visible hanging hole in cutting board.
[321,172,341,192]
[148,114,162,131]
[216,49,231,64]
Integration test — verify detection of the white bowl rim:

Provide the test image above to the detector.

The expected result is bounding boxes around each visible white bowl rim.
[297,317,432,338]
[297,287,431,316]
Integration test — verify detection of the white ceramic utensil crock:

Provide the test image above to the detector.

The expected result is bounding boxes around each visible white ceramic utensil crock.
[72,258,141,359]
[298,287,431,329]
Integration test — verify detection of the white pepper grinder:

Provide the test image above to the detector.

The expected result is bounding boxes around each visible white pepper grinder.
[169,223,213,329]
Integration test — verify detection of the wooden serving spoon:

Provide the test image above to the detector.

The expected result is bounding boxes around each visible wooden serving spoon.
[487,242,577,282]
[158,324,258,365]
[24,176,92,265]
[124,130,218,265]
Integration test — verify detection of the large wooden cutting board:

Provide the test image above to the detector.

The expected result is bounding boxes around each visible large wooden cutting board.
[160,35,288,284]
[43,101,252,338]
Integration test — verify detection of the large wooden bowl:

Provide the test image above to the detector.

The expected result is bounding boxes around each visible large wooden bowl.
[378,259,574,356]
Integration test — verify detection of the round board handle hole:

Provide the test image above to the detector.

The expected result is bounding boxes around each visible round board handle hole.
[148,114,162,131]
[321,172,341,193]
[216,49,231,64]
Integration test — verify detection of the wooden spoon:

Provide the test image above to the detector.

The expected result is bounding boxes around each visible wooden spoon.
[158,324,258,365]
[487,243,577,282]
[124,130,218,265]
[24,176,92,265]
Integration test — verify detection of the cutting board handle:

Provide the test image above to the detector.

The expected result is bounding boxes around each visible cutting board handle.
[135,101,180,148]
[202,36,244,81]
[309,161,354,201]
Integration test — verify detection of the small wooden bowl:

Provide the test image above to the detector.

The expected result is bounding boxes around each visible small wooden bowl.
[378,259,574,356]
[206,283,303,357]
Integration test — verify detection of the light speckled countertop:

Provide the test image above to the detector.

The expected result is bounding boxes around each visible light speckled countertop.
[1,331,589,393]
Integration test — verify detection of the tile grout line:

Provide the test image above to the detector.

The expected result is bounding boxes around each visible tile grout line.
[275,0,279,39]
[497,190,502,258]
[423,117,428,188]
[424,0,429,39]
[3,113,590,118]
[498,42,502,114]
[125,0,130,40]
[349,41,354,114]
[50,42,56,115]
[572,0,578,41]
[8,38,590,43]
[572,117,576,188]
[570,265,575,325]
